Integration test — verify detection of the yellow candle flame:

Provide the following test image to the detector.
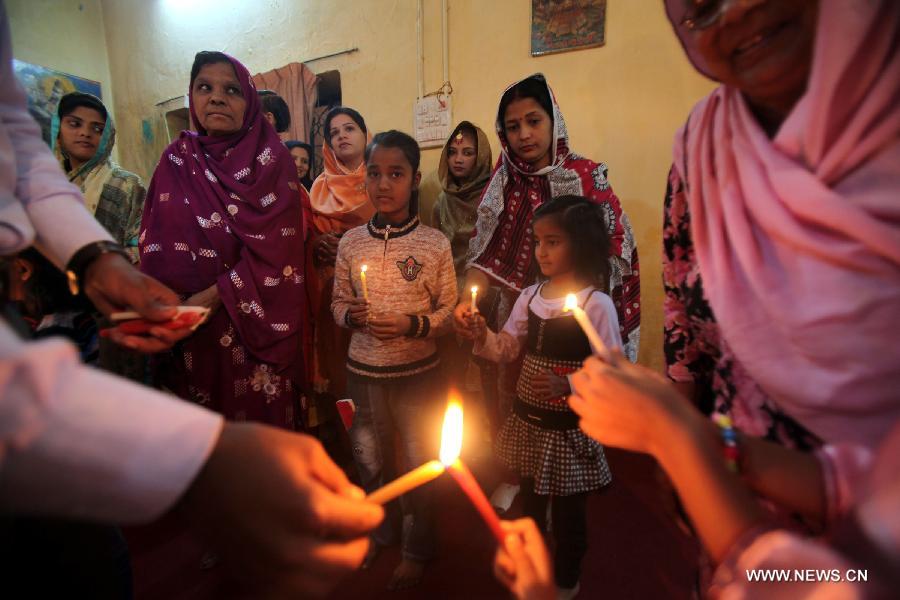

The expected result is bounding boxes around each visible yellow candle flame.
[439,392,464,466]
[361,264,368,273]
[564,293,577,312]
[471,285,478,294]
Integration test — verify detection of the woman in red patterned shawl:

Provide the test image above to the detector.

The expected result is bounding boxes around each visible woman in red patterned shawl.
[455,74,640,363]
[454,74,639,513]
[139,51,306,429]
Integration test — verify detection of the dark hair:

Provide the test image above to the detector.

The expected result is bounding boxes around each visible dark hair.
[323,106,367,147]
[448,121,479,149]
[58,92,107,121]
[364,130,421,214]
[285,140,315,186]
[190,51,232,85]
[498,75,554,133]
[365,130,420,171]
[285,140,313,158]
[258,90,291,133]
[533,195,611,291]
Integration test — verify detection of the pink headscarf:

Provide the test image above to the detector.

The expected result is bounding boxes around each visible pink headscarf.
[669,0,900,448]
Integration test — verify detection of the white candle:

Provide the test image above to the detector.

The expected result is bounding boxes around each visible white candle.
[470,285,479,314]
[564,293,612,362]
[360,264,369,301]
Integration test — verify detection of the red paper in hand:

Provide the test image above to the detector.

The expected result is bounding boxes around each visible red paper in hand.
[100,311,203,338]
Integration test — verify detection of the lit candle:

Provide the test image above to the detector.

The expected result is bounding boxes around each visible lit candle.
[564,293,612,362]
[366,395,463,505]
[470,285,479,314]
[366,460,444,504]
[360,264,369,302]
[447,458,505,544]
[440,395,505,545]
[365,393,505,546]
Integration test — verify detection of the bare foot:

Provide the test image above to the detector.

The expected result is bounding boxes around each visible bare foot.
[387,558,425,590]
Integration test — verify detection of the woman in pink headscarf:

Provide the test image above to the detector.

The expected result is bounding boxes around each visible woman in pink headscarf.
[139,51,306,428]
[661,0,900,458]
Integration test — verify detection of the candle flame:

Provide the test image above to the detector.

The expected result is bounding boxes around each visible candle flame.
[471,285,478,293]
[361,264,368,273]
[439,392,464,466]
[564,293,577,312]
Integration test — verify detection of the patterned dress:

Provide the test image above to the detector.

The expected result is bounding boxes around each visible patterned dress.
[494,285,614,496]
[140,54,305,429]
[663,167,819,451]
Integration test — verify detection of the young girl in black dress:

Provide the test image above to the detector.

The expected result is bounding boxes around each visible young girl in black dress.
[465,195,623,598]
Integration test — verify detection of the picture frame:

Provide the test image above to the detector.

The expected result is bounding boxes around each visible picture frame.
[531,0,607,57]
[12,59,103,146]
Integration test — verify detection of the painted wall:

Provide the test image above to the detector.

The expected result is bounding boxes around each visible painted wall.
[6,0,117,159]
[13,0,716,370]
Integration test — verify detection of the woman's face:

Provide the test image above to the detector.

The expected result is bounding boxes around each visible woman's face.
[503,97,553,169]
[59,106,105,164]
[446,131,478,181]
[328,113,367,167]
[290,146,310,180]
[683,0,818,113]
[192,61,246,137]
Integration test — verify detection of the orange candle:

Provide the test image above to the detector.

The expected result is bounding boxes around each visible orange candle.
[366,392,505,546]
[367,395,461,504]
[366,460,444,504]
[438,394,505,545]
[447,458,505,544]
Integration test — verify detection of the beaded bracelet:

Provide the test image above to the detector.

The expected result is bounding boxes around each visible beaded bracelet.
[712,412,740,473]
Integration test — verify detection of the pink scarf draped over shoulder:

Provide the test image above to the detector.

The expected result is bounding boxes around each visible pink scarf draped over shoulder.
[671,0,900,448]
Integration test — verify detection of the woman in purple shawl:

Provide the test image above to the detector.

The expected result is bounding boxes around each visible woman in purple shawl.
[140,51,305,428]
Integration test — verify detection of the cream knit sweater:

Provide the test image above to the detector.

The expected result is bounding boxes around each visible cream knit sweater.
[332,215,457,380]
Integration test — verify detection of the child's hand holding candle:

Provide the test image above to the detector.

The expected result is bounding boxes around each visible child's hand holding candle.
[347,297,370,328]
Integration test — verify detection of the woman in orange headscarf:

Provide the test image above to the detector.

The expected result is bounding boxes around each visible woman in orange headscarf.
[308,106,374,408]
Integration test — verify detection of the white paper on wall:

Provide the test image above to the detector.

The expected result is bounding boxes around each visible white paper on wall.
[414,94,452,149]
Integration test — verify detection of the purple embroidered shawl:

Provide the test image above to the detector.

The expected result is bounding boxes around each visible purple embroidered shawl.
[140,54,304,370]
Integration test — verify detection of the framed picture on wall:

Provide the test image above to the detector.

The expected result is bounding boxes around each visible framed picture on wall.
[11,59,102,146]
[531,0,607,57]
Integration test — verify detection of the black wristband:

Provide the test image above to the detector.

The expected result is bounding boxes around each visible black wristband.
[404,315,419,337]
[345,309,364,329]
[65,241,129,296]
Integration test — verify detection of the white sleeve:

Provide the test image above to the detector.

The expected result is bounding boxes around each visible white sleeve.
[473,287,531,362]
[585,292,623,351]
[0,321,223,524]
[0,4,112,265]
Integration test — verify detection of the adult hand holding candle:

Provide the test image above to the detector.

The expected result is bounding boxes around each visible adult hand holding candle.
[564,293,614,363]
